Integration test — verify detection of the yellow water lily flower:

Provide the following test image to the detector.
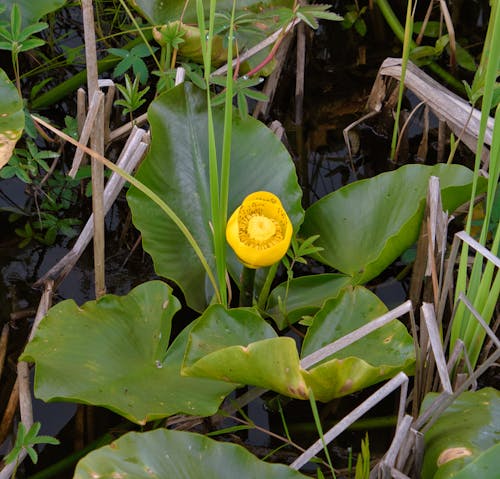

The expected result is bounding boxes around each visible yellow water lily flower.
[226,191,293,269]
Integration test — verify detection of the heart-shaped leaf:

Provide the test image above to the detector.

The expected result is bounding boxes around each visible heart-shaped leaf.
[21,281,236,424]
[301,286,415,400]
[73,429,310,478]
[127,83,303,311]
[301,164,482,284]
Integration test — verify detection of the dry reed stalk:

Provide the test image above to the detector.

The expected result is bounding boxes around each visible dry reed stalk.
[99,79,116,144]
[212,19,300,77]
[69,90,104,178]
[295,21,308,200]
[300,301,413,369]
[253,33,294,119]
[0,324,9,382]
[367,58,494,158]
[0,379,19,447]
[290,372,409,471]
[82,0,106,299]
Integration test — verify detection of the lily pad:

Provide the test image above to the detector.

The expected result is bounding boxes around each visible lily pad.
[301,286,415,400]
[183,305,309,399]
[0,68,24,169]
[130,0,293,25]
[73,429,309,478]
[21,281,236,424]
[182,291,414,402]
[127,83,303,312]
[301,164,483,284]
[266,273,351,329]
[421,388,500,479]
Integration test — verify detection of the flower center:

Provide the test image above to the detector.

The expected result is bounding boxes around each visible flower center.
[237,200,286,250]
[247,215,276,242]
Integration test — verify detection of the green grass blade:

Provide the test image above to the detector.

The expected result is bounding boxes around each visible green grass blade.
[390,0,413,160]
[451,2,500,364]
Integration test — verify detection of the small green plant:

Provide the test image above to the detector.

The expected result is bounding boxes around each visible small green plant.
[342,3,368,37]
[114,74,150,120]
[354,433,370,479]
[4,422,59,476]
[211,75,268,118]
[0,140,58,183]
[0,4,48,94]
[108,43,157,85]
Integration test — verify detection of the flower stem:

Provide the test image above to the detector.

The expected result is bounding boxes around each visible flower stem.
[239,267,256,307]
[257,262,278,310]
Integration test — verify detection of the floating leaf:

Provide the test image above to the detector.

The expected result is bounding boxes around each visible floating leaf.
[301,164,483,284]
[183,305,309,399]
[130,0,293,24]
[302,286,415,400]
[21,281,236,424]
[0,68,24,169]
[421,388,500,479]
[73,429,309,478]
[182,290,414,402]
[127,83,303,312]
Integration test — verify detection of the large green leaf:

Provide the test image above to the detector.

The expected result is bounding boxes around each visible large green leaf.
[266,273,352,329]
[183,305,309,399]
[0,68,24,169]
[301,286,415,400]
[182,291,414,401]
[301,164,482,284]
[127,83,303,312]
[129,0,293,24]
[74,429,309,478]
[21,281,236,424]
[421,388,500,479]
[0,0,66,26]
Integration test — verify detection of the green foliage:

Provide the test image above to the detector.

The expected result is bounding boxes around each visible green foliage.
[342,4,367,37]
[2,136,87,246]
[4,422,59,468]
[108,44,157,84]
[0,4,47,55]
[411,35,476,72]
[452,2,500,369]
[0,68,24,167]
[0,4,48,93]
[0,139,57,183]
[114,74,150,117]
[421,388,500,479]
[21,281,237,424]
[0,0,66,28]
[14,213,80,247]
[266,273,350,330]
[301,164,483,285]
[354,433,370,479]
[126,83,304,312]
[211,75,268,118]
[73,429,310,478]
[295,4,342,30]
